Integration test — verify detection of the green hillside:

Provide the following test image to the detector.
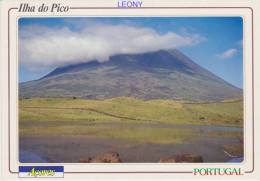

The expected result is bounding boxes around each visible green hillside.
[20,97,243,126]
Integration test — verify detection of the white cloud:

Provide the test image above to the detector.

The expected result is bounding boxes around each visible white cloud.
[217,48,238,59]
[19,23,206,69]
[236,40,243,48]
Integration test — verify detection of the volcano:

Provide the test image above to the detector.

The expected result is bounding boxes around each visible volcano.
[19,49,242,101]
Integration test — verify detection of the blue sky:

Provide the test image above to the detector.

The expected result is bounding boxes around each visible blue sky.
[19,17,243,88]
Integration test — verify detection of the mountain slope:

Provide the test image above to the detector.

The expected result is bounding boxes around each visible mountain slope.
[19,49,242,101]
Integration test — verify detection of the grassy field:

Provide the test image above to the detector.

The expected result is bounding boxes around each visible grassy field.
[19,97,243,144]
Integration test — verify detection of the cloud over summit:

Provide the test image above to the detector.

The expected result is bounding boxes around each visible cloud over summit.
[19,23,206,69]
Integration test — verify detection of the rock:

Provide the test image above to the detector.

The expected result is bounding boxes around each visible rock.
[91,152,121,163]
[159,154,203,163]
[79,152,121,163]
[222,144,243,157]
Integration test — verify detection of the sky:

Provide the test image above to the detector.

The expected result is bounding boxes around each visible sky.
[19,17,243,88]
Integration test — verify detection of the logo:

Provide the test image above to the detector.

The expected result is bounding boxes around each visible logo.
[19,166,64,178]
[193,168,243,176]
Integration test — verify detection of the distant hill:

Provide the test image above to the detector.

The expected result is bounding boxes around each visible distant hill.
[19,49,242,101]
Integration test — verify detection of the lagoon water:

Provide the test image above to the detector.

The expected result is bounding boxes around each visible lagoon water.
[228,157,244,162]
[19,123,243,163]
[97,123,242,132]
[20,150,48,163]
